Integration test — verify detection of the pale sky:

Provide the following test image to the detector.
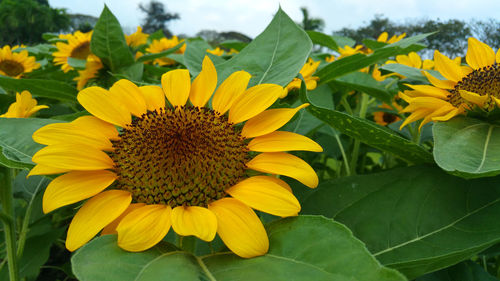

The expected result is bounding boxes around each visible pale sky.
[49,0,500,37]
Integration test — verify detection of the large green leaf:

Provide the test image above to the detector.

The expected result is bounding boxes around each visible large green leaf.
[416,260,498,281]
[301,88,433,164]
[316,33,432,84]
[0,76,77,102]
[332,71,393,103]
[90,5,135,72]
[433,117,500,178]
[307,30,338,50]
[214,8,312,87]
[72,216,406,281]
[379,63,428,82]
[299,165,500,279]
[183,39,226,75]
[0,118,62,164]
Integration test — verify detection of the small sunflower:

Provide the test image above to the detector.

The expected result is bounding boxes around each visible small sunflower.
[30,56,321,258]
[325,55,335,63]
[282,58,320,98]
[377,32,406,44]
[207,47,224,56]
[0,45,40,78]
[74,54,103,90]
[146,36,186,66]
[53,31,93,73]
[373,103,403,126]
[337,45,366,58]
[386,52,434,70]
[1,91,48,118]
[126,26,148,48]
[399,37,500,129]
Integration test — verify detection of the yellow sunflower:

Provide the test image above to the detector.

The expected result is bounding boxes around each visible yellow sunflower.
[377,32,406,44]
[74,54,103,90]
[207,47,224,56]
[126,27,148,48]
[386,52,434,70]
[1,91,48,118]
[0,45,40,78]
[53,31,93,73]
[282,58,320,98]
[373,102,403,126]
[146,36,186,66]
[399,37,500,130]
[30,56,321,258]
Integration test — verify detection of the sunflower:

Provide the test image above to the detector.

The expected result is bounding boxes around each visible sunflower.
[386,52,434,70]
[53,31,93,73]
[207,47,224,56]
[30,56,321,258]
[399,37,500,130]
[74,54,103,90]
[373,102,403,126]
[1,91,48,118]
[126,26,148,48]
[146,36,186,66]
[282,58,320,98]
[0,45,40,78]
[377,32,406,44]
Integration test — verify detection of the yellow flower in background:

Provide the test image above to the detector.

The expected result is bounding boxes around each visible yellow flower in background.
[53,31,93,73]
[125,26,148,48]
[1,91,48,118]
[325,55,335,63]
[282,58,320,98]
[337,45,366,58]
[399,37,500,129]
[207,47,224,56]
[386,52,434,70]
[373,103,403,126]
[0,45,40,78]
[31,56,321,258]
[146,36,186,66]
[74,54,103,90]
[227,48,239,55]
[377,32,406,44]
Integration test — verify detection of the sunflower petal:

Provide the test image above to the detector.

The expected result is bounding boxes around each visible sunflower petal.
[77,87,131,127]
[139,85,165,111]
[241,104,309,138]
[109,79,148,117]
[399,108,432,129]
[404,84,449,99]
[422,71,455,89]
[117,204,172,252]
[162,69,191,107]
[33,123,113,151]
[208,198,268,258]
[246,152,318,188]
[459,90,488,107]
[171,206,217,241]
[228,84,283,124]
[226,176,300,217]
[466,37,496,69]
[190,56,217,107]
[212,71,251,115]
[432,107,464,121]
[32,144,114,170]
[66,190,131,251]
[248,131,322,152]
[72,116,119,140]
[28,164,69,177]
[101,203,146,235]
[433,50,463,82]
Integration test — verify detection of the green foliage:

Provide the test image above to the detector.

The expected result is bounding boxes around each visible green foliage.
[0,77,78,102]
[0,0,70,45]
[72,216,406,281]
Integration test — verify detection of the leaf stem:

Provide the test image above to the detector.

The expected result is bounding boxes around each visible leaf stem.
[0,166,19,281]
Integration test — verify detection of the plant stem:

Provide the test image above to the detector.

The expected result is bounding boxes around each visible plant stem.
[0,167,19,281]
[350,93,370,175]
[334,132,350,176]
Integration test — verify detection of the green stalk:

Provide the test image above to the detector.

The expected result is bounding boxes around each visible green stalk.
[350,93,370,175]
[0,167,19,281]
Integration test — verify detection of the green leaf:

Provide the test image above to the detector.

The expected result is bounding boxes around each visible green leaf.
[433,117,500,178]
[300,89,433,164]
[72,216,406,281]
[90,5,134,72]
[416,260,498,281]
[183,39,225,75]
[0,147,33,169]
[136,42,185,63]
[67,57,87,69]
[0,118,62,164]
[0,76,78,102]
[332,71,393,103]
[116,62,144,81]
[219,40,248,51]
[380,63,428,82]
[316,33,432,84]
[332,35,355,48]
[214,8,312,87]
[299,165,500,279]
[307,30,339,50]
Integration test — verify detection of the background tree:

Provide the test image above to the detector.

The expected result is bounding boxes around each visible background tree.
[0,0,70,45]
[298,7,324,31]
[139,1,179,37]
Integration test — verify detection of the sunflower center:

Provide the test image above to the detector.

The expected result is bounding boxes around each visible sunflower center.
[382,112,398,124]
[110,106,249,207]
[0,60,25,77]
[70,42,91,60]
[449,63,500,109]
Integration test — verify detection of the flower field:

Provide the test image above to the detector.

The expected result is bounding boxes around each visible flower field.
[1,4,500,281]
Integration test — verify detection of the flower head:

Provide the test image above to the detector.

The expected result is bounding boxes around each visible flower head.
[282,58,320,98]
[399,38,500,129]
[0,45,40,78]
[377,32,406,44]
[1,91,48,118]
[31,56,321,258]
[373,102,403,126]
[146,36,186,66]
[125,26,148,48]
[53,31,93,73]
[207,47,224,56]
[74,54,103,90]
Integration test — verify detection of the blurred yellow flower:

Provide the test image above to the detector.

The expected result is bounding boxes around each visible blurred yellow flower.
[126,26,148,48]
[283,58,320,98]
[146,36,186,66]
[1,91,48,118]
[373,102,403,126]
[53,31,93,73]
[74,54,103,90]
[386,52,434,70]
[207,47,224,56]
[377,32,406,44]
[0,45,40,78]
